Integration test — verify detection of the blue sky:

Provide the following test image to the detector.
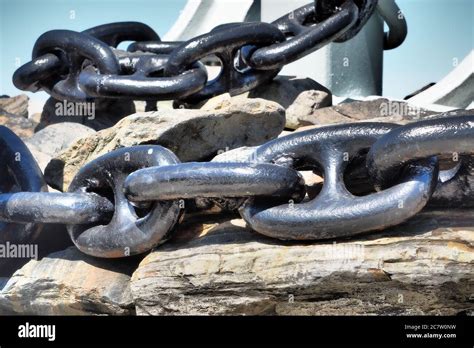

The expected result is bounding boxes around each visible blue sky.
[0,0,472,101]
[384,0,473,98]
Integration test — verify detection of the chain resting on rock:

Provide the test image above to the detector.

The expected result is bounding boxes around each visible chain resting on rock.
[4,0,469,260]
[0,115,473,257]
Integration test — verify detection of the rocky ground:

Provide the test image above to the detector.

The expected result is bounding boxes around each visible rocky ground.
[0,78,472,315]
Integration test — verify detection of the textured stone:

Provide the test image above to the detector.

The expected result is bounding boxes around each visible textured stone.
[195,76,332,129]
[248,76,331,109]
[25,123,95,172]
[45,98,285,191]
[0,110,37,139]
[211,146,258,163]
[285,90,332,129]
[290,98,439,128]
[30,112,42,124]
[198,93,245,111]
[190,76,331,111]
[294,106,474,133]
[0,247,137,315]
[131,215,473,315]
[0,94,29,118]
[26,123,95,158]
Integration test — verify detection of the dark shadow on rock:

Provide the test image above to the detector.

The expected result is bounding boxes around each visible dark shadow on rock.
[35,224,73,259]
[44,158,65,192]
[248,76,331,109]
[36,97,136,132]
[46,246,144,277]
[336,208,474,243]
[388,209,474,233]
[0,109,37,139]
[0,224,73,277]
[160,208,474,252]
[0,258,30,277]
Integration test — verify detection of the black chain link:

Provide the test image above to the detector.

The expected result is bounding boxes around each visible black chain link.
[1,115,473,257]
[3,0,471,262]
[13,0,374,103]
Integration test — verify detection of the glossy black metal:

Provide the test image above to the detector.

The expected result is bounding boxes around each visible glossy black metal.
[124,162,305,201]
[367,115,474,188]
[79,54,208,100]
[13,2,377,103]
[248,0,358,70]
[377,0,407,50]
[367,115,474,209]
[428,156,474,208]
[0,126,47,244]
[332,0,379,42]
[239,123,438,240]
[13,22,155,96]
[12,53,66,92]
[82,22,160,47]
[31,30,120,101]
[128,41,181,55]
[164,22,286,101]
[67,146,182,258]
[0,192,113,224]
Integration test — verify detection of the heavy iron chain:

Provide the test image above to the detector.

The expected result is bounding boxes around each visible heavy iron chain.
[4,0,472,260]
[12,0,380,103]
[1,115,473,258]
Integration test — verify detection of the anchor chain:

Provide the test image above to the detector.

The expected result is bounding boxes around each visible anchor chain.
[0,115,473,257]
[13,0,383,103]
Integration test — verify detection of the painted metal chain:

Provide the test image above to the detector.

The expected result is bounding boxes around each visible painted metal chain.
[3,0,471,259]
[12,0,382,103]
[1,115,473,258]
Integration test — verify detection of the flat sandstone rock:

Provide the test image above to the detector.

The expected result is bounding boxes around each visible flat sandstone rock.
[0,247,137,315]
[131,217,473,315]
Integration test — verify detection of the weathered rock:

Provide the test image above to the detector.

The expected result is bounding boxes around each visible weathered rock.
[131,215,473,315]
[24,123,95,172]
[248,76,331,109]
[0,247,137,315]
[0,110,37,139]
[134,100,148,113]
[198,93,245,111]
[134,100,172,112]
[37,97,136,131]
[285,90,332,129]
[194,76,332,129]
[26,123,94,158]
[30,112,42,124]
[294,106,474,133]
[211,146,258,163]
[191,75,331,110]
[0,94,29,118]
[289,98,439,128]
[45,98,285,191]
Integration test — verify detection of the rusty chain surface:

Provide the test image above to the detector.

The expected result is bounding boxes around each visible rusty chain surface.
[1,115,473,258]
[13,0,379,103]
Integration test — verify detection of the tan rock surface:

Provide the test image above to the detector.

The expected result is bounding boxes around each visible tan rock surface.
[0,94,29,118]
[0,247,137,315]
[131,216,473,315]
